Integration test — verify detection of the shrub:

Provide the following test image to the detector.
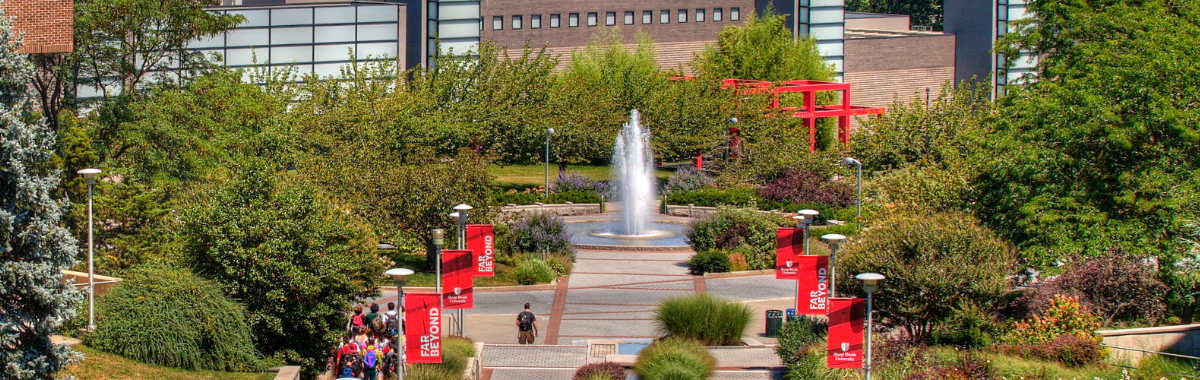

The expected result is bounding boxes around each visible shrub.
[550,189,602,204]
[775,317,828,363]
[665,187,755,208]
[574,362,627,380]
[547,254,573,277]
[996,333,1104,368]
[409,337,474,380]
[684,207,791,270]
[662,167,714,195]
[935,301,1003,347]
[836,212,1014,342]
[86,265,262,371]
[634,338,715,380]
[687,251,731,275]
[492,189,540,205]
[553,171,611,198]
[755,168,854,209]
[507,212,574,258]
[1018,252,1168,327]
[655,294,751,346]
[514,257,557,285]
[727,251,749,271]
[1001,295,1101,346]
[181,162,385,376]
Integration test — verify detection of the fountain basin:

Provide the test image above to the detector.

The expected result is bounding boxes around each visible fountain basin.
[567,219,691,251]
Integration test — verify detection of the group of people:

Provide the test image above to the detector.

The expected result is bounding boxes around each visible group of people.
[331,302,402,380]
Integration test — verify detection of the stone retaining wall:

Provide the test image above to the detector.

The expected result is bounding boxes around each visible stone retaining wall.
[499,203,602,216]
[1097,324,1200,365]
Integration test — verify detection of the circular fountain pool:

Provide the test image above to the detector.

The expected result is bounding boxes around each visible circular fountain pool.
[566,219,690,250]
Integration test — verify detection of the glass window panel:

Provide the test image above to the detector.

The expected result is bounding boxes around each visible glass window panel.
[512,15,522,29]
[437,19,478,39]
[606,12,615,26]
[642,11,651,24]
[809,24,844,40]
[531,15,541,29]
[810,8,843,24]
[315,7,355,25]
[314,43,355,62]
[439,2,479,20]
[731,7,740,20]
[660,10,669,23]
[271,46,313,64]
[357,5,398,23]
[439,40,477,54]
[696,9,705,22]
[188,33,225,49]
[624,11,633,25]
[713,8,722,21]
[226,29,269,47]
[314,63,345,77]
[230,10,269,27]
[315,25,355,43]
[225,48,263,66]
[550,14,560,28]
[588,13,597,26]
[809,0,842,6]
[569,13,578,27]
[817,40,843,56]
[678,9,687,23]
[493,16,503,30]
[356,42,398,59]
[271,8,313,26]
[358,24,398,41]
[271,26,313,45]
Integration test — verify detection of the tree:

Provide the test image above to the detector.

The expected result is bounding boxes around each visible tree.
[981,0,1200,268]
[837,212,1014,342]
[692,9,834,82]
[73,0,243,99]
[0,10,81,379]
[181,161,385,377]
[846,0,943,30]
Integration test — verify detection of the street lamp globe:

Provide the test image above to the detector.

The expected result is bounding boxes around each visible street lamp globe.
[856,272,885,293]
[77,168,101,185]
[386,268,415,287]
[821,233,846,250]
[432,229,445,247]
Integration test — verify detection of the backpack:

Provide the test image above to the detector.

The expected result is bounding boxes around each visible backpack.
[364,349,378,370]
[518,312,534,331]
[351,313,364,328]
[371,315,386,333]
[386,312,399,334]
[340,366,354,378]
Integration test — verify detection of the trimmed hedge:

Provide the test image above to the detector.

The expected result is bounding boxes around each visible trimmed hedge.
[86,265,262,371]
[687,251,731,275]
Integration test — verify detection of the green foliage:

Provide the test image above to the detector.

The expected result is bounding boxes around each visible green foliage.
[686,251,731,275]
[549,190,602,204]
[408,337,474,380]
[693,9,833,82]
[934,301,1002,347]
[837,212,1014,342]
[1001,295,1102,346]
[564,30,664,114]
[50,124,98,200]
[573,362,626,380]
[514,257,556,285]
[666,187,756,208]
[86,265,262,371]
[491,189,541,206]
[684,207,791,270]
[72,0,243,98]
[981,0,1200,269]
[633,338,715,380]
[546,254,573,278]
[0,11,82,378]
[654,294,751,346]
[775,317,828,364]
[847,0,943,29]
[70,180,180,275]
[181,162,385,377]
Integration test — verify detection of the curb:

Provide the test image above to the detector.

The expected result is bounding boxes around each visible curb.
[379,281,558,293]
[703,269,774,279]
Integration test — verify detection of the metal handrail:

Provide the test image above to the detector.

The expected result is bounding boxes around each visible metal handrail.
[1101,344,1200,378]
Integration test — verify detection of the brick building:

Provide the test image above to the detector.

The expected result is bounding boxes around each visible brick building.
[1,0,74,53]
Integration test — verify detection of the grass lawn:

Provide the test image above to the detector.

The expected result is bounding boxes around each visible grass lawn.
[390,251,527,287]
[61,346,274,380]
[489,164,672,188]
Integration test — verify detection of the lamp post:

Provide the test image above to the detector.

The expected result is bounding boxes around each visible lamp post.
[797,209,819,256]
[843,157,862,229]
[431,228,444,337]
[77,168,101,331]
[856,272,885,380]
[453,204,471,337]
[386,268,414,380]
[545,128,555,199]
[821,234,846,298]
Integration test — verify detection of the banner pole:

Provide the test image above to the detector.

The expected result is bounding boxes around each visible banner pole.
[457,220,465,338]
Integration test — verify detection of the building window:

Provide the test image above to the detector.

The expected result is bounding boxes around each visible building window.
[624,11,634,25]
[531,14,541,29]
[713,8,723,21]
[588,12,597,26]
[550,14,560,28]
[512,15,522,29]
[569,13,579,27]
[660,10,670,24]
[642,11,652,24]
[493,16,503,30]
[731,7,740,21]
[480,17,484,30]
[606,12,615,26]
[696,9,705,22]
[678,9,687,23]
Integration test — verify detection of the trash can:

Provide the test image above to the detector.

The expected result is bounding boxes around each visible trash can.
[786,308,797,323]
[765,310,784,338]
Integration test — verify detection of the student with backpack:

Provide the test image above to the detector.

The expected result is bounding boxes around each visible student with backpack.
[364,303,382,334]
[362,340,382,380]
[348,305,365,332]
[516,303,538,345]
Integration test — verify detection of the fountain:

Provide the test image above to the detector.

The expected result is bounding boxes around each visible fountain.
[566,110,690,250]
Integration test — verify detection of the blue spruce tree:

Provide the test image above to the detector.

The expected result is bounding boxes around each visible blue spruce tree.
[0,6,82,380]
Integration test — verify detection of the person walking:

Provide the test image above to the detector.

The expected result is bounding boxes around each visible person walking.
[516,303,538,345]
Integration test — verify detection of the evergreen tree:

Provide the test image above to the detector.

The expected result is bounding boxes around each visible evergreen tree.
[0,8,82,380]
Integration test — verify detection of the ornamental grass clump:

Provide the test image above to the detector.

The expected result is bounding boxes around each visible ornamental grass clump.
[514,257,557,285]
[507,212,574,258]
[573,361,627,380]
[409,337,475,380]
[655,294,752,346]
[634,338,715,380]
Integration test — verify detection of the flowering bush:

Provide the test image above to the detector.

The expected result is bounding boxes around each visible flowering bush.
[663,167,714,195]
[507,212,574,258]
[996,333,1105,367]
[553,172,611,198]
[755,169,854,208]
[1002,295,1101,346]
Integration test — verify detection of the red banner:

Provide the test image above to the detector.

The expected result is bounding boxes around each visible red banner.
[442,249,474,309]
[776,227,801,279]
[796,256,830,315]
[466,224,495,277]
[827,298,865,369]
[404,292,442,363]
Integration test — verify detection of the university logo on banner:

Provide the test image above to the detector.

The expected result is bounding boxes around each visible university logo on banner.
[404,293,442,363]
[466,224,495,277]
[796,256,830,314]
[776,227,803,279]
[442,249,474,309]
[827,297,865,369]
